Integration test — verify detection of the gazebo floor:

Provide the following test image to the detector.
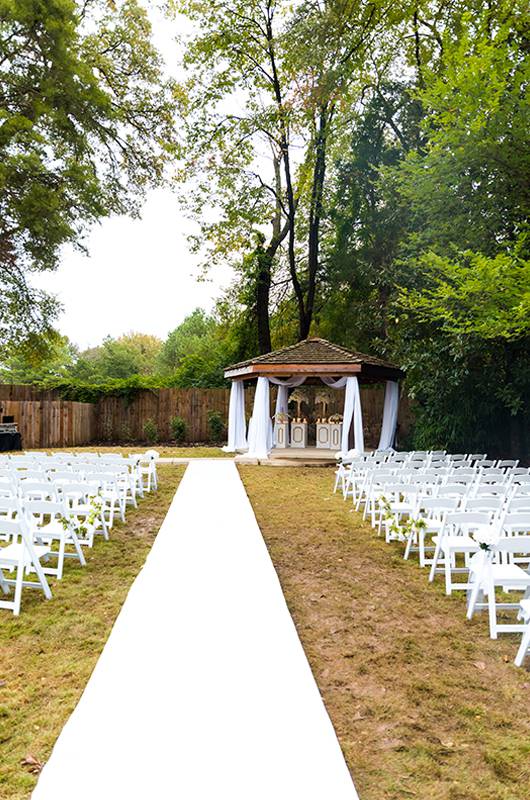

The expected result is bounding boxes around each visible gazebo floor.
[235,447,338,467]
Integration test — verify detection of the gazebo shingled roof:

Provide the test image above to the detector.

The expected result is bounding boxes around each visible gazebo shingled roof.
[224,337,404,382]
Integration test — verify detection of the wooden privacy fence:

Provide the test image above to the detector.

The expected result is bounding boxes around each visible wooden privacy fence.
[95,385,413,447]
[0,400,96,449]
[96,388,233,443]
[0,384,413,448]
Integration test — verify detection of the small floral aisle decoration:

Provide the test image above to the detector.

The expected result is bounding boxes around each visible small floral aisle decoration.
[378,495,427,543]
[61,493,105,544]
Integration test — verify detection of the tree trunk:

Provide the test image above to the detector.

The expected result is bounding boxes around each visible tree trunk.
[304,103,330,339]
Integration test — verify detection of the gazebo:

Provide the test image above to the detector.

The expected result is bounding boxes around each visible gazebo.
[223,338,404,460]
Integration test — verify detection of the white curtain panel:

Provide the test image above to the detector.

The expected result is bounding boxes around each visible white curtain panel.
[336,376,364,455]
[247,377,272,459]
[223,380,248,452]
[319,375,364,454]
[269,376,307,447]
[378,380,399,450]
[273,384,290,446]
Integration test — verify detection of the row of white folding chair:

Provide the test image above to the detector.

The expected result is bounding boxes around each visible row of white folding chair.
[0,497,86,588]
[0,485,122,614]
[0,471,126,528]
[0,509,52,615]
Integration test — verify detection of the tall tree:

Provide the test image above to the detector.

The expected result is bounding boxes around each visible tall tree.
[175,0,395,345]
[0,0,177,351]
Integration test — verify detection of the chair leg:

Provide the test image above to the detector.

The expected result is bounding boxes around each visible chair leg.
[444,550,453,595]
[515,626,530,667]
[466,579,482,620]
[0,567,10,595]
[429,541,442,583]
[13,559,24,616]
[488,585,498,639]
[57,538,65,580]
[70,532,86,567]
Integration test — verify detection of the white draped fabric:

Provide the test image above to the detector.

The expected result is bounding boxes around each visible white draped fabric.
[247,377,272,459]
[223,380,248,452]
[273,385,290,446]
[320,376,363,455]
[268,376,307,388]
[340,376,364,455]
[232,372,373,459]
[269,376,307,447]
[378,381,399,450]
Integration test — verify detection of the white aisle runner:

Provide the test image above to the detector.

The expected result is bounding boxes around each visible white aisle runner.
[33,461,358,799]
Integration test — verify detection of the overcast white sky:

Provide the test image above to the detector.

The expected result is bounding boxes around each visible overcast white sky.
[32,4,234,351]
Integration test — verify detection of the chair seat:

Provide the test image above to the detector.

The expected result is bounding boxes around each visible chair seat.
[0,542,49,566]
[433,534,478,551]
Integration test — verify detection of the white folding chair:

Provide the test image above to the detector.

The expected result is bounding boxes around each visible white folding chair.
[404,496,459,566]
[466,536,530,638]
[61,483,109,546]
[24,500,86,580]
[429,511,492,594]
[0,515,52,615]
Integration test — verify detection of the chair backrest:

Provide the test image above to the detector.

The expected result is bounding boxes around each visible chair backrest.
[419,497,459,514]
[61,483,92,499]
[494,536,530,555]
[468,453,487,462]
[512,474,530,485]
[0,497,21,517]
[23,499,67,520]
[497,460,519,469]
[473,484,508,497]
[501,513,530,534]
[15,470,47,482]
[507,496,530,512]
[437,484,469,497]
[464,497,504,513]
[19,482,58,500]
[476,459,496,468]
[446,511,492,528]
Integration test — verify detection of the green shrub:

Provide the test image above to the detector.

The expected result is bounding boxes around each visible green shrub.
[143,417,158,443]
[170,415,186,443]
[119,422,132,442]
[208,410,225,442]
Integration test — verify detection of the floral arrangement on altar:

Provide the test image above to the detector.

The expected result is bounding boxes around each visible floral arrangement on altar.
[289,387,310,418]
[328,413,343,424]
[274,411,290,423]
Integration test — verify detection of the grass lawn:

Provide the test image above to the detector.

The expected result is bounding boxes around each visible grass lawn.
[25,445,231,458]
[241,466,530,800]
[0,465,185,799]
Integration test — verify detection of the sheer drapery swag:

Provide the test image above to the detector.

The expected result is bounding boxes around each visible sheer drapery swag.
[378,380,399,450]
[222,380,247,452]
[269,376,307,447]
[246,377,272,459]
[320,376,364,455]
